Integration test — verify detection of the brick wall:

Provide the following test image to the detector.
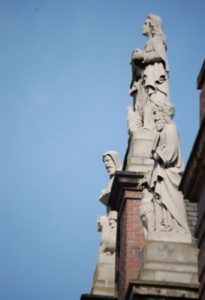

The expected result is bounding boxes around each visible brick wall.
[117,190,145,300]
[184,199,198,236]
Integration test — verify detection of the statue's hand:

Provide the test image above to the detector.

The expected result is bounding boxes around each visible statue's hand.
[139,171,152,189]
[139,178,148,190]
[153,152,160,161]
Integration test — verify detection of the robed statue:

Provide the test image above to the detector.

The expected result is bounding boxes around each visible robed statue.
[129,14,173,133]
[99,151,122,206]
[140,104,191,242]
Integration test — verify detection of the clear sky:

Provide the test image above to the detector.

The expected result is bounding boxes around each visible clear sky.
[0,1,204,300]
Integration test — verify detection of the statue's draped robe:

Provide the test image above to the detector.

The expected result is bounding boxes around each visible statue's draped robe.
[150,123,189,232]
[134,35,171,130]
[143,35,170,130]
[99,151,122,206]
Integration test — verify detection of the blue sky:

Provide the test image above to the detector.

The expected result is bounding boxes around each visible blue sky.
[0,1,204,300]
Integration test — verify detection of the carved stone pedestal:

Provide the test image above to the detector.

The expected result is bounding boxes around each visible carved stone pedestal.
[92,257,116,297]
[139,240,198,285]
[125,241,199,300]
[125,131,154,172]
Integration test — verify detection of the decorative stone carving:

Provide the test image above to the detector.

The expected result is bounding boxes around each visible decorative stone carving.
[99,151,122,206]
[91,211,118,296]
[140,104,192,242]
[128,14,173,133]
[92,153,120,296]
[97,211,118,259]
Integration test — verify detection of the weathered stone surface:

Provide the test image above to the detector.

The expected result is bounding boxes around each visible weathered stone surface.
[125,130,154,173]
[92,211,117,297]
[147,231,192,243]
[81,294,117,300]
[91,262,116,296]
[97,212,117,260]
[125,281,199,300]
[139,241,198,285]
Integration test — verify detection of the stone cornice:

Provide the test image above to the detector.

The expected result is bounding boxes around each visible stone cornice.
[125,280,199,300]
[80,294,117,300]
[108,171,144,212]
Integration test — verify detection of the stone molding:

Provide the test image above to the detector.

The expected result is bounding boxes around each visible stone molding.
[108,171,144,212]
[125,280,199,300]
[80,294,117,300]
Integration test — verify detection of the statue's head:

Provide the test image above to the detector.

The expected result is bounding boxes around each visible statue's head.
[143,14,164,37]
[102,151,122,177]
[153,102,175,132]
[108,211,118,229]
[154,111,166,132]
[108,210,118,221]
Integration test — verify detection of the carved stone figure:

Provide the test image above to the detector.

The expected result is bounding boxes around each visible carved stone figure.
[92,211,118,296]
[140,105,191,239]
[129,14,173,132]
[99,151,122,206]
[139,188,155,238]
[97,211,118,258]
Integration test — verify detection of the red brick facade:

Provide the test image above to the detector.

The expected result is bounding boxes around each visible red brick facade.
[117,191,144,300]
[108,172,145,300]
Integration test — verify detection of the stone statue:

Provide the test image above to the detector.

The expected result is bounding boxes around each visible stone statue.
[99,151,122,206]
[129,14,173,133]
[140,104,191,240]
[97,211,118,257]
[92,210,118,295]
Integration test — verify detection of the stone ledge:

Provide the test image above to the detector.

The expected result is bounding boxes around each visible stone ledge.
[108,171,144,212]
[80,294,117,300]
[139,241,198,287]
[125,280,199,300]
